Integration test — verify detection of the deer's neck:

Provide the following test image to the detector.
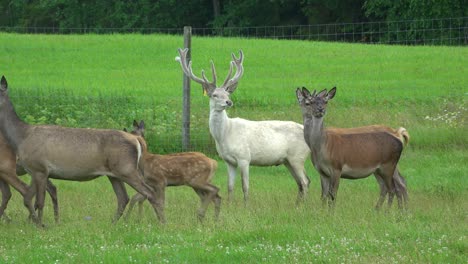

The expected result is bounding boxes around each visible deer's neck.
[0,98,31,152]
[303,116,326,153]
[208,107,230,143]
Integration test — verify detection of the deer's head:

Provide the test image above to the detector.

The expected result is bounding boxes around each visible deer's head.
[296,86,336,119]
[0,76,9,107]
[176,48,244,111]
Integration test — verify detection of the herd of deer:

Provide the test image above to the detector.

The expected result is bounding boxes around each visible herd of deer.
[0,48,409,226]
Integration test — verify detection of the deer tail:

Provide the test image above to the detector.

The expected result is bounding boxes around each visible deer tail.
[396,127,410,147]
[135,136,147,177]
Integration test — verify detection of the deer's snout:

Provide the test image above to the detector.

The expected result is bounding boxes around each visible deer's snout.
[226,100,233,107]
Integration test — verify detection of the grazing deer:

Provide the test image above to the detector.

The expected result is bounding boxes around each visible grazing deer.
[0,76,164,225]
[0,136,59,222]
[176,48,311,204]
[124,120,220,222]
[295,86,409,209]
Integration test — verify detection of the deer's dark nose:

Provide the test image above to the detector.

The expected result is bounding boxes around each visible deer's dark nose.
[226,100,233,107]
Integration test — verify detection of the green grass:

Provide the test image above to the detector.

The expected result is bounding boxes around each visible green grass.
[0,33,466,153]
[0,33,467,263]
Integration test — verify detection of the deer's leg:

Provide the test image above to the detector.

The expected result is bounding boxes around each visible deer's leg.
[30,172,48,226]
[226,162,237,203]
[123,175,166,223]
[377,165,397,210]
[238,160,250,205]
[124,192,146,220]
[393,168,409,210]
[45,179,59,223]
[0,179,12,221]
[395,170,409,210]
[210,184,222,221]
[319,173,330,208]
[285,161,310,204]
[374,174,387,210]
[0,172,36,221]
[107,177,129,223]
[328,170,341,208]
[193,184,219,222]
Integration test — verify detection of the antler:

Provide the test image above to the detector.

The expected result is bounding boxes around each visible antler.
[220,50,244,93]
[176,48,244,95]
[177,48,217,95]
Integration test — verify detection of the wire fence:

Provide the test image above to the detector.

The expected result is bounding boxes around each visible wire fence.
[1,17,467,45]
[2,17,466,154]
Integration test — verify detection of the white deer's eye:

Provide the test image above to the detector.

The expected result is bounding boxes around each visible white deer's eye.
[212,94,218,98]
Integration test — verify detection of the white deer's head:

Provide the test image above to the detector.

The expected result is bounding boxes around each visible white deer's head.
[177,48,244,111]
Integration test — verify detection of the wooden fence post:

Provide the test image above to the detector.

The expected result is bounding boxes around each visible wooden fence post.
[182,26,192,151]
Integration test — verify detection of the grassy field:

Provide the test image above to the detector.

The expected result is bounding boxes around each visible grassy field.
[0,33,466,263]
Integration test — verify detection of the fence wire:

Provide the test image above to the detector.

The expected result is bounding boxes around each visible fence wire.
[1,17,467,45]
[2,17,466,154]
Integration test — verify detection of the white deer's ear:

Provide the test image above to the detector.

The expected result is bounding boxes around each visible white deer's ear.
[0,76,7,91]
[327,87,337,100]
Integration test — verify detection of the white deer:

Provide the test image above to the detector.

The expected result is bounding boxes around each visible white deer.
[176,48,310,204]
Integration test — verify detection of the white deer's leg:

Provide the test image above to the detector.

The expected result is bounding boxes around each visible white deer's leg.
[238,160,250,205]
[226,162,237,202]
[285,161,309,204]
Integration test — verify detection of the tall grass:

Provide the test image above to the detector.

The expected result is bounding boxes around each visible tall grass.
[0,33,466,263]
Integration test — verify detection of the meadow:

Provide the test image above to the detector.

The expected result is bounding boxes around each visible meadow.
[0,33,466,263]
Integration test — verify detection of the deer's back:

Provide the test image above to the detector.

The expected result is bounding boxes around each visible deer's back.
[17,126,141,179]
[143,152,216,186]
[324,130,403,169]
[217,118,309,166]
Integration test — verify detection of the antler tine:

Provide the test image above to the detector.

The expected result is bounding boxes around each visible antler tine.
[221,61,234,88]
[221,50,244,93]
[177,48,206,85]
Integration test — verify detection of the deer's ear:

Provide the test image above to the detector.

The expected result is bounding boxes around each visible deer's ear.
[317,89,328,98]
[327,86,337,100]
[0,76,8,92]
[296,88,304,104]
[139,120,145,130]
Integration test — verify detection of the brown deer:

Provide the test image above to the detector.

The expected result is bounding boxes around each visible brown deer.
[124,120,221,222]
[0,127,60,222]
[0,76,165,225]
[296,86,409,209]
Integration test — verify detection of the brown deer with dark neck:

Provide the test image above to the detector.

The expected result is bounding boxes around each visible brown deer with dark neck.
[0,76,165,225]
[296,87,409,209]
